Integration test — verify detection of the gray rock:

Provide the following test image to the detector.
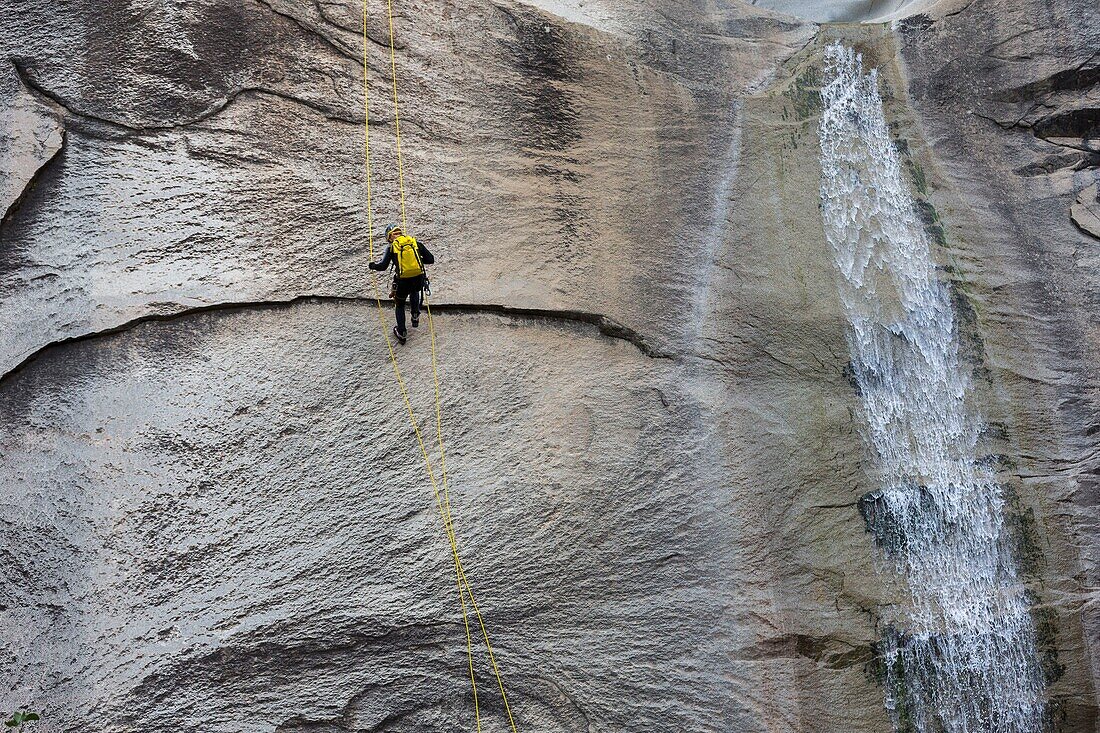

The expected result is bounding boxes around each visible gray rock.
[747,0,945,23]
[0,64,63,222]
[896,0,1100,728]
[1072,183,1100,240]
[0,0,1097,731]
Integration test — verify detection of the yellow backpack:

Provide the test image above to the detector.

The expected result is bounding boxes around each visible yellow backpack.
[392,235,424,278]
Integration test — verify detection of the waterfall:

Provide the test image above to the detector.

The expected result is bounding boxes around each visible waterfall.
[818,44,1047,732]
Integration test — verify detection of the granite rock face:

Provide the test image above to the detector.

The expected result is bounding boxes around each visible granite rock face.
[894,2,1100,728]
[0,65,62,225]
[0,0,1096,731]
[1073,183,1100,240]
[749,0,944,23]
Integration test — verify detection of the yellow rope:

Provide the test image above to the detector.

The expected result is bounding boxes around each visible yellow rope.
[363,3,482,729]
[386,0,409,234]
[365,2,520,731]
[381,1,519,726]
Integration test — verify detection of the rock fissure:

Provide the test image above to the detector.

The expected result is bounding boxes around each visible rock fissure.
[942,0,979,21]
[971,109,1098,155]
[0,295,672,387]
[0,127,64,229]
[11,59,362,136]
[984,26,1053,57]
[253,0,391,62]
[810,501,859,510]
[10,59,155,134]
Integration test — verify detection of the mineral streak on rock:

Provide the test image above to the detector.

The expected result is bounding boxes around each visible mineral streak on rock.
[0,0,1097,732]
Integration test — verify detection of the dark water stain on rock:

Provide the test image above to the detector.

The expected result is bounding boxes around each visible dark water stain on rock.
[497,12,581,153]
[896,13,934,39]
[532,162,587,240]
[75,0,277,126]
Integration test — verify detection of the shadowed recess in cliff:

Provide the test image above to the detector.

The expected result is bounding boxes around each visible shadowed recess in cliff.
[0,62,65,227]
[819,44,1047,732]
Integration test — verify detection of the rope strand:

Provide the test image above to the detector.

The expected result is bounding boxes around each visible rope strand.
[386,0,409,233]
[363,3,482,729]
[364,1,519,731]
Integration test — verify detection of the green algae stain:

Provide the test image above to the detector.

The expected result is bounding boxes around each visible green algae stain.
[909,161,928,196]
[783,65,823,122]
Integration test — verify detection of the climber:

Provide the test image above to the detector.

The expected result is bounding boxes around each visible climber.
[369,224,435,344]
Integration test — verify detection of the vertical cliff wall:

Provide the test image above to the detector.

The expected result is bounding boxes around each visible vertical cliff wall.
[895,2,1100,729]
[1,0,1096,731]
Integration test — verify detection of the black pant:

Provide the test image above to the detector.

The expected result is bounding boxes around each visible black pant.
[394,275,424,335]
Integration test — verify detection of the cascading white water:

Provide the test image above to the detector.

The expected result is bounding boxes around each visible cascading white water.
[818,44,1047,732]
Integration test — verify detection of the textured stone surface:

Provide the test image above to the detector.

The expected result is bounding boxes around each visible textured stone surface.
[749,0,944,23]
[0,303,728,731]
[1,0,1097,731]
[0,0,811,376]
[894,1,1100,728]
[0,64,63,222]
[1072,183,1100,240]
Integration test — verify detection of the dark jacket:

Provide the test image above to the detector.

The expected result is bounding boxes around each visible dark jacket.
[369,239,435,276]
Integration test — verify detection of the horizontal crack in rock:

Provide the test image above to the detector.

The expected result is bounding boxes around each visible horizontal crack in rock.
[942,0,979,21]
[971,109,1097,154]
[11,59,361,136]
[0,295,674,387]
[253,0,379,63]
[439,301,673,358]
